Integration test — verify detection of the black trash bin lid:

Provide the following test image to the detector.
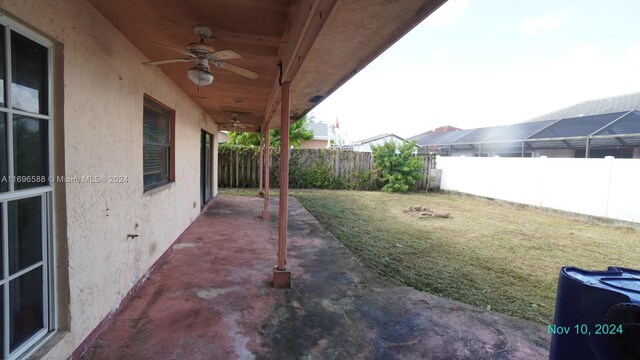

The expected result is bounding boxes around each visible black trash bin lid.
[601,278,640,293]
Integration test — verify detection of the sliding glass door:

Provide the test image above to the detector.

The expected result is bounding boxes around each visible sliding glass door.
[200,131,213,206]
[0,20,54,360]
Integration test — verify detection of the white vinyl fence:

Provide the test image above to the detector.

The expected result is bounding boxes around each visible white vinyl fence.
[437,156,640,223]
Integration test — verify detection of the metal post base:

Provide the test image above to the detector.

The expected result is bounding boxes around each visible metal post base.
[272,266,291,288]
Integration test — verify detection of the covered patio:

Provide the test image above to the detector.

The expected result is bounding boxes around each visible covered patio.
[0,1,554,358]
[79,195,549,359]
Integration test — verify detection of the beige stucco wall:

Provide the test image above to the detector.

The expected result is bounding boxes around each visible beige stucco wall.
[0,1,218,358]
[300,139,330,149]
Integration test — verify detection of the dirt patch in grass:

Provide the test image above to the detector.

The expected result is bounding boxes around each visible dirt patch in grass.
[404,205,451,219]
[287,190,639,324]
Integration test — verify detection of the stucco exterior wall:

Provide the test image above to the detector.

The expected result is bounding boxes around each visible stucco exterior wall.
[0,1,218,358]
[300,139,330,149]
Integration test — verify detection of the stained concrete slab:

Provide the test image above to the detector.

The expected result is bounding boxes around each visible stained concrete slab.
[80,195,549,359]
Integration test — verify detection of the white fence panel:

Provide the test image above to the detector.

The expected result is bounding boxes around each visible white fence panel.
[438,156,640,223]
[607,159,640,223]
[539,158,611,218]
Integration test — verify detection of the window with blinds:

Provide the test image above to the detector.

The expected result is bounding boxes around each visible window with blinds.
[143,97,173,191]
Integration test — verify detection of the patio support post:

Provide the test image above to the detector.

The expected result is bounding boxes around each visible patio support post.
[521,140,525,157]
[258,131,264,196]
[273,80,292,288]
[585,138,591,158]
[262,126,271,220]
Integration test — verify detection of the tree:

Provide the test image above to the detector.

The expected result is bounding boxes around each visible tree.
[372,140,423,192]
[227,115,314,148]
[227,131,260,146]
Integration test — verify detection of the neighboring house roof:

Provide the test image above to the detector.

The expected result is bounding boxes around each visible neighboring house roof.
[307,121,330,140]
[352,133,408,146]
[452,125,511,144]
[409,125,461,144]
[432,125,461,133]
[528,112,629,139]
[484,120,556,142]
[527,92,640,122]
[410,92,640,150]
[428,129,476,145]
[411,131,449,146]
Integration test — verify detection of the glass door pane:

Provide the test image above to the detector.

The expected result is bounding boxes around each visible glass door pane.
[1,284,4,357]
[0,26,5,107]
[0,22,52,359]
[11,31,48,115]
[9,267,44,351]
[200,131,205,205]
[13,115,49,190]
[0,205,3,273]
[205,133,212,201]
[8,196,42,274]
[0,113,7,193]
[200,131,212,205]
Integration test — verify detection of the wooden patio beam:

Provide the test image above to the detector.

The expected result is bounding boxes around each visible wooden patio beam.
[262,0,337,130]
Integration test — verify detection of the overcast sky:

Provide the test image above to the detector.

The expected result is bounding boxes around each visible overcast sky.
[309,0,640,142]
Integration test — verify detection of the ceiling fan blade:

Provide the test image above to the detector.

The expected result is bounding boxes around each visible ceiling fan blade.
[221,62,258,79]
[144,58,194,66]
[210,49,242,60]
[148,42,195,57]
[219,121,253,129]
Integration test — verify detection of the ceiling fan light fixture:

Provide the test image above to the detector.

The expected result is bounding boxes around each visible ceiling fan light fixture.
[187,66,214,88]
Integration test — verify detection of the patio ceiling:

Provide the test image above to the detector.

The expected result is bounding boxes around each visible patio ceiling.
[88,0,446,131]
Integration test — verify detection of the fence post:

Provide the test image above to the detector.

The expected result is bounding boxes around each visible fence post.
[240,150,245,187]
[334,148,340,180]
[235,148,240,187]
[424,156,429,191]
[370,153,375,188]
[229,149,233,187]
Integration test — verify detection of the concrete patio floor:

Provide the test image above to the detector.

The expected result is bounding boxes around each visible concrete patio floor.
[80,195,550,359]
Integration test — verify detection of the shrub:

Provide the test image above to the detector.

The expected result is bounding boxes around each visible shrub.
[372,141,423,192]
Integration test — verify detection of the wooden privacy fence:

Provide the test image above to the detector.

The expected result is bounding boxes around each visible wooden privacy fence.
[218,147,261,188]
[218,147,437,191]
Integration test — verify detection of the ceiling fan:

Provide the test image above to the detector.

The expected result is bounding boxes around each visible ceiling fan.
[219,114,253,131]
[144,26,258,91]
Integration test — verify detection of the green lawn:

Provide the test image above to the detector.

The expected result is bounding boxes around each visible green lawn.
[219,188,639,324]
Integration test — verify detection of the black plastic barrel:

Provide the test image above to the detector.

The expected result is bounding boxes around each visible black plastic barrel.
[549,267,640,360]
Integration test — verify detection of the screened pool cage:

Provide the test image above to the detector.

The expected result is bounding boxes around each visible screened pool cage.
[415,110,640,158]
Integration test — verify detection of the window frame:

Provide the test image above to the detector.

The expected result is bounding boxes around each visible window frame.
[142,95,175,192]
[0,13,55,360]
